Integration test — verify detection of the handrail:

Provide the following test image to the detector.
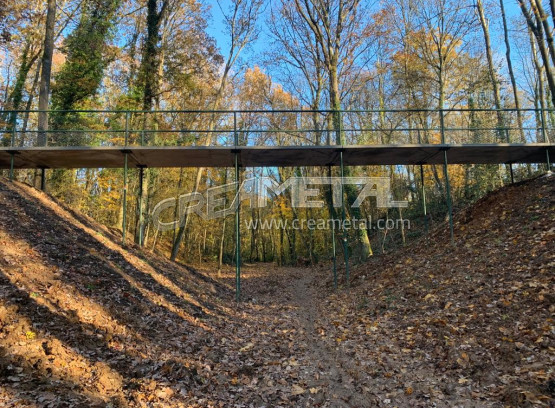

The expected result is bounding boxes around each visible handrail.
[0,108,553,147]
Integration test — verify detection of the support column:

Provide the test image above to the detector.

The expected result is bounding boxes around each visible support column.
[417,130,428,234]
[234,112,241,302]
[443,149,454,244]
[509,163,515,184]
[9,153,15,181]
[439,109,454,244]
[40,169,46,191]
[420,164,428,233]
[122,112,129,246]
[339,150,349,286]
[327,165,338,289]
[40,168,47,190]
[123,152,128,246]
[137,165,146,246]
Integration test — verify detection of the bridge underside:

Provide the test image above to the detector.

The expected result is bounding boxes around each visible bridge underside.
[0,144,552,169]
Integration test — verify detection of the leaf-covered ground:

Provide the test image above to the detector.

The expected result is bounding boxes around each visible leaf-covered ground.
[0,175,553,407]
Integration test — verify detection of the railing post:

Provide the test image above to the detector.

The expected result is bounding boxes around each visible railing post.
[141,111,145,146]
[124,111,129,146]
[440,108,446,144]
[547,149,552,173]
[10,112,16,148]
[40,109,47,191]
[234,111,241,302]
[540,106,549,143]
[504,110,510,144]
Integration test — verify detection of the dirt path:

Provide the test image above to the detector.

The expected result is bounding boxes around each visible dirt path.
[289,271,361,407]
[229,265,376,407]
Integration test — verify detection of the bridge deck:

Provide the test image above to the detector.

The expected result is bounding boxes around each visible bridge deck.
[0,144,552,169]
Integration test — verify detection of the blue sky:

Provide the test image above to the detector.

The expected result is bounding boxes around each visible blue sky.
[204,0,523,65]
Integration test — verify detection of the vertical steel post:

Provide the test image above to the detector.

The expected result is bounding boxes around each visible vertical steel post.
[329,165,337,290]
[505,112,513,183]
[123,154,128,245]
[234,112,241,302]
[338,110,350,286]
[40,169,46,191]
[540,106,549,143]
[509,163,515,184]
[138,165,145,246]
[9,117,15,181]
[122,112,129,246]
[38,111,46,190]
[10,112,16,148]
[439,109,454,243]
[547,149,552,173]
[439,108,446,144]
[443,150,454,244]
[420,165,428,233]
[141,111,146,146]
[125,111,129,146]
[40,169,46,190]
[339,150,349,286]
[417,129,428,233]
[9,154,14,181]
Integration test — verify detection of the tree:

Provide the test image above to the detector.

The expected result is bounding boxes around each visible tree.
[140,0,170,111]
[475,0,506,141]
[52,0,122,122]
[499,0,525,142]
[170,0,264,260]
[37,0,56,147]
[268,1,327,143]
[286,0,377,260]
[518,0,555,106]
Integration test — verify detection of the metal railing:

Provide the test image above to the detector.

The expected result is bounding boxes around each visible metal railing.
[0,108,553,148]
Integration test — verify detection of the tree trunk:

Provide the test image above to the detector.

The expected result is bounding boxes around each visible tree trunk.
[529,26,549,142]
[519,0,555,106]
[476,0,506,141]
[142,0,166,111]
[21,59,42,147]
[499,0,525,142]
[217,218,227,276]
[38,0,56,146]
[531,0,555,68]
